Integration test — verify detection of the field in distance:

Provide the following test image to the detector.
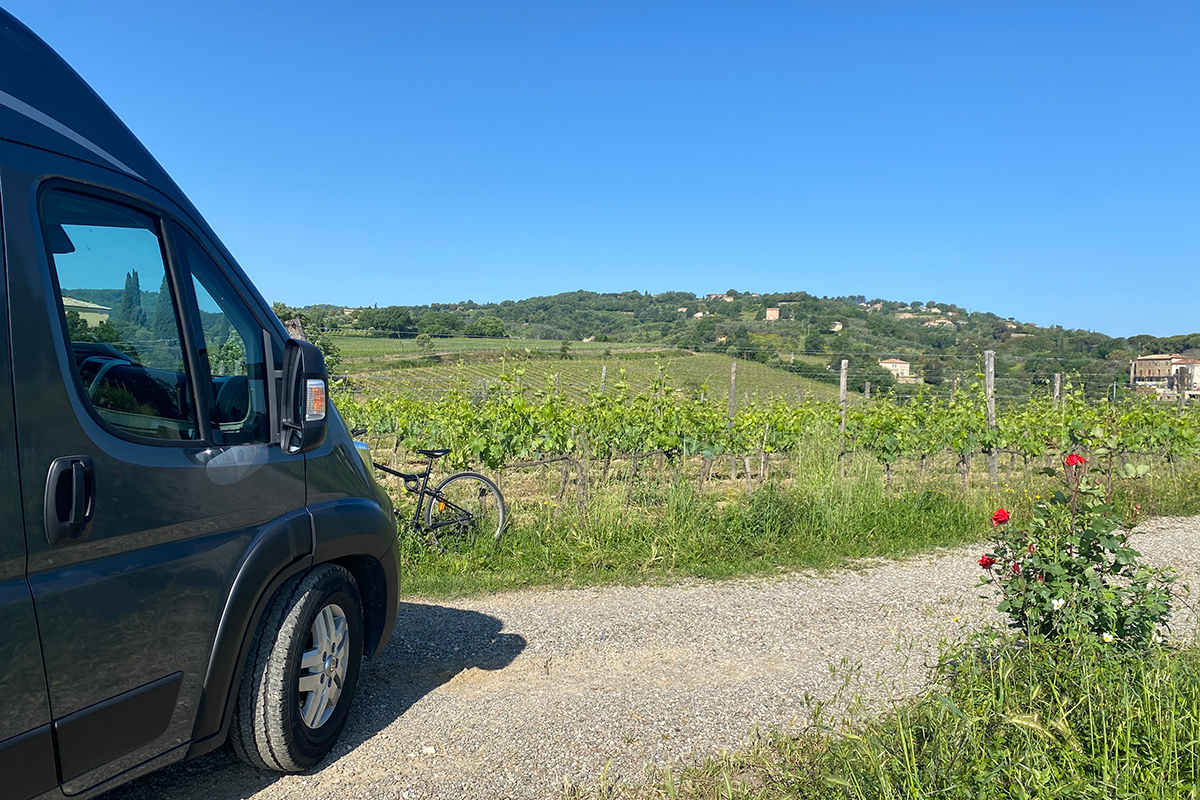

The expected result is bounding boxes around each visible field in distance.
[338,335,834,401]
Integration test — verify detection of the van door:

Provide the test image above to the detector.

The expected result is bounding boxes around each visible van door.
[0,142,308,794]
[0,183,58,800]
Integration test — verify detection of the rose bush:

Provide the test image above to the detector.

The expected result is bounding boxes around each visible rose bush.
[978,456,1176,647]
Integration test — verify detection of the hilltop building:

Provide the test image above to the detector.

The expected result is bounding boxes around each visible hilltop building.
[61,296,110,326]
[879,358,921,384]
[1132,354,1200,395]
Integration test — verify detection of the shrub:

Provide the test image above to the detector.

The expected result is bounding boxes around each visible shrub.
[978,454,1175,647]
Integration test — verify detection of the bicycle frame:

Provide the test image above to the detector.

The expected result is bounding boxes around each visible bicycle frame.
[371,456,476,534]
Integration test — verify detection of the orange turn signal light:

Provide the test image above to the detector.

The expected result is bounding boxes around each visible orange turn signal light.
[305,379,327,421]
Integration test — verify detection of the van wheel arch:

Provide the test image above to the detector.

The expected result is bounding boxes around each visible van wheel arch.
[328,554,390,659]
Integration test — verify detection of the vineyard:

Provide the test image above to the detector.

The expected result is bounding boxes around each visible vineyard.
[335,360,1200,595]
[346,351,834,403]
[340,365,1198,483]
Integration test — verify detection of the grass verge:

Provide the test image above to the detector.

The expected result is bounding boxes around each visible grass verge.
[648,634,1200,799]
[395,456,1200,597]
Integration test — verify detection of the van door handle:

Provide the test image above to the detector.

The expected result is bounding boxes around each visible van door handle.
[45,456,96,545]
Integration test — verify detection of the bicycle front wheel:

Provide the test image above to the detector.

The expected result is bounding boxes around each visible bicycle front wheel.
[423,472,507,549]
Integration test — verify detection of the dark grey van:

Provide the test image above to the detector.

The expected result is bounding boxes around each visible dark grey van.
[0,9,400,798]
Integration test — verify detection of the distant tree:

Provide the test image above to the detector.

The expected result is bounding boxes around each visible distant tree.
[559,339,571,360]
[308,330,342,372]
[65,310,92,342]
[415,333,433,353]
[151,275,177,343]
[464,315,507,338]
[922,359,949,385]
[120,270,147,328]
[271,302,304,324]
[416,311,463,336]
[359,306,411,332]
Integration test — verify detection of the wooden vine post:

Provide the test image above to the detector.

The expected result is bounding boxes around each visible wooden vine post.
[1053,373,1062,408]
[839,359,848,434]
[863,380,871,401]
[600,364,607,395]
[728,359,738,479]
[985,349,997,485]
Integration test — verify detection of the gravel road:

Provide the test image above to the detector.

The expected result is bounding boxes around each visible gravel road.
[106,514,1200,800]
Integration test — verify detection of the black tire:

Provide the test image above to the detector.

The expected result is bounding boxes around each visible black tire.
[423,471,506,550]
[229,564,364,772]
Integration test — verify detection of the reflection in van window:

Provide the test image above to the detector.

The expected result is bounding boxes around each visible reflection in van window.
[172,223,269,444]
[41,191,199,441]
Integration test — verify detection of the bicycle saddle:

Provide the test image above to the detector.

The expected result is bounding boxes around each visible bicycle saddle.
[416,448,452,458]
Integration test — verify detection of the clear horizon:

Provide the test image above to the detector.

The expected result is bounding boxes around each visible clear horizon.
[8,1,1198,338]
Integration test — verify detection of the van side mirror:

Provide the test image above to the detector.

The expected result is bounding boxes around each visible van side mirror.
[280,338,328,455]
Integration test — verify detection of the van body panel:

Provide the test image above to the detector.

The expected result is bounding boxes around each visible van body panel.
[0,157,59,800]
[0,8,402,795]
[0,727,59,800]
[0,141,308,792]
[190,508,313,743]
[309,497,401,660]
[54,672,183,784]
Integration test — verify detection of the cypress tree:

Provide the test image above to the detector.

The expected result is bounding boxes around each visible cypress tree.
[150,274,177,343]
[119,270,147,328]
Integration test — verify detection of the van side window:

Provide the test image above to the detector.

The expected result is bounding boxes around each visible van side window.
[171,224,269,444]
[40,191,200,441]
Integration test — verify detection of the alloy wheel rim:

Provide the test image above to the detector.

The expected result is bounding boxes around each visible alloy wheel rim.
[298,602,348,729]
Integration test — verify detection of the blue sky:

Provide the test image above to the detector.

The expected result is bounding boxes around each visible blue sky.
[8,1,1198,337]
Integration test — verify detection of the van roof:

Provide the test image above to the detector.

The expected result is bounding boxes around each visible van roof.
[0,8,179,200]
[0,8,288,340]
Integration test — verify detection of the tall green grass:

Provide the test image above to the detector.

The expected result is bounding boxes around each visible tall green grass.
[400,479,994,596]
[393,449,1200,597]
[656,636,1200,799]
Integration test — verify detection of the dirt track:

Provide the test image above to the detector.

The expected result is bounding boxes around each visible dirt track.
[105,515,1200,800]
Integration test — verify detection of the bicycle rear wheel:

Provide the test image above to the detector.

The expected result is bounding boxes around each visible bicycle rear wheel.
[423,472,506,549]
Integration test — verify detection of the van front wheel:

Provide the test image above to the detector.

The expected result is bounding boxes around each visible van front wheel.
[230,564,364,772]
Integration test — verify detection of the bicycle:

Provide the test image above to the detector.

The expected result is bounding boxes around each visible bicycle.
[371,448,507,550]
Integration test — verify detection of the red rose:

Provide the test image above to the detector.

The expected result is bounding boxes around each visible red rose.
[1012,562,1021,574]
[991,508,1010,526]
[978,554,997,569]
[1028,543,1036,553]
[1065,453,1086,467]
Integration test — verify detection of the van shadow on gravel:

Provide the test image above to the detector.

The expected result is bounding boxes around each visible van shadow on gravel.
[102,602,526,800]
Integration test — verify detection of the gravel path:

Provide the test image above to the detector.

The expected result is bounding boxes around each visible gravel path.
[106,514,1200,800]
